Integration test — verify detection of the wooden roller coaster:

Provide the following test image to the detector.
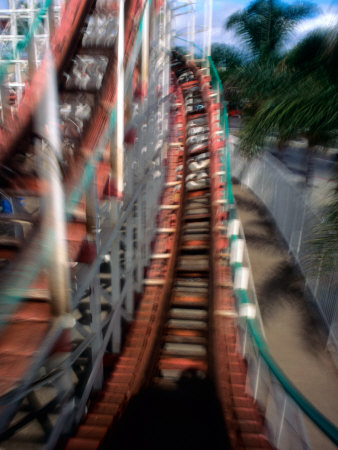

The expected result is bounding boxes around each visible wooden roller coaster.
[0,1,272,448]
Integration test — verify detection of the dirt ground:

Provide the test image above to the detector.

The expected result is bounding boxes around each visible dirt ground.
[232,181,338,450]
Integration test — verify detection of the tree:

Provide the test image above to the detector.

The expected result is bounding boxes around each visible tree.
[237,29,338,174]
[211,43,245,70]
[225,0,318,60]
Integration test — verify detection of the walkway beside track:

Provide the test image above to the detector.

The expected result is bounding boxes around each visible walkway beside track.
[233,181,338,450]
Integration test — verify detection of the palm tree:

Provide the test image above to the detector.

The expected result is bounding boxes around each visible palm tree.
[220,0,318,157]
[225,0,318,60]
[237,29,338,177]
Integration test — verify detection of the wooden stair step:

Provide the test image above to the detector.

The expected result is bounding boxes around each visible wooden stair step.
[169,308,207,320]
[182,233,209,240]
[159,357,207,373]
[185,199,209,207]
[234,406,263,422]
[84,413,113,427]
[175,278,208,288]
[184,207,209,215]
[183,221,209,229]
[164,333,207,345]
[165,328,206,339]
[99,391,126,404]
[174,286,208,295]
[181,243,209,251]
[171,295,208,308]
[65,437,99,450]
[91,402,122,416]
[76,424,108,441]
[238,419,266,434]
[162,342,207,357]
[167,319,207,330]
[240,432,271,448]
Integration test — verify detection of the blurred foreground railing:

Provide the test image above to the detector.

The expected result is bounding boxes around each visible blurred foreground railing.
[0,0,172,445]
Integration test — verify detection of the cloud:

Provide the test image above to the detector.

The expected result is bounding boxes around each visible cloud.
[296,13,337,34]
[191,0,338,48]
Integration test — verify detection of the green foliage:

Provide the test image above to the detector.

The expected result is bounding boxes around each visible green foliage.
[286,28,338,83]
[225,0,318,59]
[237,28,338,155]
[211,43,245,69]
[224,22,338,273]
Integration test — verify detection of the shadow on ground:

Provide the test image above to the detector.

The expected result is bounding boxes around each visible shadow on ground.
[232,181,329,354]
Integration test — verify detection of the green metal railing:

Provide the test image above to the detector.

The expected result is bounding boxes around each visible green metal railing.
[208,55,234,209]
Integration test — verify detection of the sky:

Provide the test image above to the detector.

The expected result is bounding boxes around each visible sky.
[0,0,337,49]
[173,0,338,50]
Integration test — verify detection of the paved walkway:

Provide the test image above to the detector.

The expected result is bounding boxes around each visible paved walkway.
[233,181,338,449]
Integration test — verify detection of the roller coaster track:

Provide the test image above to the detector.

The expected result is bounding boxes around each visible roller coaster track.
[0,1,337,449]
[63,53,272,449]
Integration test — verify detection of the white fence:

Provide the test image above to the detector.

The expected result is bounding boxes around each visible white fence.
[227,218,313,449]
[230,144,338,356]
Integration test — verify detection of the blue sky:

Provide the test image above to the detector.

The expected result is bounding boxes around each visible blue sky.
[174,0,338,48]
[1,0,337,48]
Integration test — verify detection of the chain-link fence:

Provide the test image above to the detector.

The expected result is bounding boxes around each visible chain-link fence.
[230,147,338,357]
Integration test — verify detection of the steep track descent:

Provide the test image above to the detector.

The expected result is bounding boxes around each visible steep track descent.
[102,52,231,450]
[74,54,271,450]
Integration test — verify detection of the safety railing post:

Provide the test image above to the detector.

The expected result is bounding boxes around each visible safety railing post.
[89,274,103,391]
[125,211,134,320]
[48,0,55,36]
[276,396,287,448]
[116,0,125,197]
[35,47,70,318]
[34,46,74,403]
[27,34,37,79]
[111,235,122,353]
[141,0,150,96]
[135,196,144,292]
[254,356,261,401]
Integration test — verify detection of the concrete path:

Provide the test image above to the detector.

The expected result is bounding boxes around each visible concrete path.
[233,181,338,450]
